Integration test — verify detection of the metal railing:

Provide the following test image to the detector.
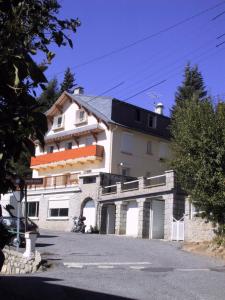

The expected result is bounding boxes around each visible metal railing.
[144,174,166,187]
[101,173,168,195]
[27,174,79,190]
[121,179,139,191]
[101,184,117,195]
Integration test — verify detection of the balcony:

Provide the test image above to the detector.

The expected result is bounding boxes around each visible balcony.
[27,174,79,190]
[31,145,104,169]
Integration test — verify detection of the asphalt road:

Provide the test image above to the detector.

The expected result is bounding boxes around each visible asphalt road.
[1,230,225,300]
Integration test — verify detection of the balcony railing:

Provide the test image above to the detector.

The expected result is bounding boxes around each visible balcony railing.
[27,174,79,190]
[101,171,173,196]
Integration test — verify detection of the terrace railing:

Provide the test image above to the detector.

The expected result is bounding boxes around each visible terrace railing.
[27,173,79,190]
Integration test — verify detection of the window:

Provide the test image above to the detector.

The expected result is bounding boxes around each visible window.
[47,145,54,153]
[65,142,72,150]
[148,115,157,128]
[53,114,64,130]
[146,141,152,155]
[121,132,133,154]
[83,176,96,184]
[26,202,39,218]
[75,109,87,125]
[48,200,69,218]
[159,142,168,159]
[135,109,141,122]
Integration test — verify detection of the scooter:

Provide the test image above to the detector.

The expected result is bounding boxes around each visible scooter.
[71,216,86,233]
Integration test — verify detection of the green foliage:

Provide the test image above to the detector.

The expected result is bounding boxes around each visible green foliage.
[38,67,76,112]
[38,78,60,112]
[171,96,225,228]
[60,67,76,94]
[171,63,207,115]
[0,0,80,193]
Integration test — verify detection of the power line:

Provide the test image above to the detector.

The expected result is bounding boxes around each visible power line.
[216,40,225,47]
[217,33,225,39]
[212,9,225,20]
[86,81,125,103]
[124,80,167,101]
[121,45,225,103]
[54,0,225,75]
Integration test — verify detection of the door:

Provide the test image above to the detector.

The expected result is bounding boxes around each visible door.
[126,201,138,236]
[83,200,96,232]
[106,205,116,234]
[150,200,165,239]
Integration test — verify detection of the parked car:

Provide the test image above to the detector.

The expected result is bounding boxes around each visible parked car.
[0,216,39,247]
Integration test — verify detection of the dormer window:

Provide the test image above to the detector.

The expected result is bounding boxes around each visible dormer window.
[75,109,87,125]
[53,114,64,131]
[148,115,157,128]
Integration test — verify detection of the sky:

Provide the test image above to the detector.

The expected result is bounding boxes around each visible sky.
[43,0,225,116]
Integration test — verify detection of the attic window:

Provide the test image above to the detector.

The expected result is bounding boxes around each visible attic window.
[135,109,141,122]
[148,115,157,128]
[53,114,64,131]
[75,109,87,125]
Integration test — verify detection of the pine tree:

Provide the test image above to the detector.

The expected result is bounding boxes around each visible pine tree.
[60,67,76,93]
[171,63,207,115]
[38,78,60,112]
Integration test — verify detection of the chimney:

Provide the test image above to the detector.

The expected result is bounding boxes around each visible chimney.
[73,86,84,95]
[154,102,164,115]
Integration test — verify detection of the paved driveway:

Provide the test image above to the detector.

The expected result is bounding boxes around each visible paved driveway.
[1,230,225,299]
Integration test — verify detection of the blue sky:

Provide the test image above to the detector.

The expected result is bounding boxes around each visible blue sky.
[44,0,225,115]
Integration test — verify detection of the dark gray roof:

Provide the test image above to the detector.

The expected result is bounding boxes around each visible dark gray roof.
[66,92,115,124]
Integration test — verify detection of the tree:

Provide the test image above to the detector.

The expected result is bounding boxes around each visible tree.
[171,63,207,115]
[171,95,225,233]
[38,78,60,112]
[60,67,76,93]
[0,0,80,194]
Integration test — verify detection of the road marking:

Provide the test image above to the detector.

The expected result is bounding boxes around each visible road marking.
[64,261,152,268]
[130,266,146,270]
[98,265,114,269]
[176,268,210,272]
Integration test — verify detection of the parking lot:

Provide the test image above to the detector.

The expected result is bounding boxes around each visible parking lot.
[1,230,225,300]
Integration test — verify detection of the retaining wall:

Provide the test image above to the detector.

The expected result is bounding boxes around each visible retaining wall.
[1,248,42,274]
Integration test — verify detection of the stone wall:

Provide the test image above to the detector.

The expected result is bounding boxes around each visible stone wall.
[184,217,216,242]
[1,248,42,274]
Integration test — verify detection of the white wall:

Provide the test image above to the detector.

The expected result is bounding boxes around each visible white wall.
[33,96,112,177]
[110,126,171,177]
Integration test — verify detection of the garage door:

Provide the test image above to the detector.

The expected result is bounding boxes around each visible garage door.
[126,201,138,237]
[151,200,165,239]
[83,200,96,232]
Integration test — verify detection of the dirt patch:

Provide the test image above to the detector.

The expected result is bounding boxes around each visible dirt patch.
[182,241,225,261]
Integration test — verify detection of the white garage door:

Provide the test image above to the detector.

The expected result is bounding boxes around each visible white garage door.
[151,200,165,239]
[83,200,96,232]
[126,201,138,237]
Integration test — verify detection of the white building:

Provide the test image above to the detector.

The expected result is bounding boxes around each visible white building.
[2,88,178,237]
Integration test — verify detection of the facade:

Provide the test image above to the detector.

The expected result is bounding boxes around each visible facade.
[2,88,178,238]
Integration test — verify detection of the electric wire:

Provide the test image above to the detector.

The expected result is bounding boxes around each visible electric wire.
[53,0,225,75]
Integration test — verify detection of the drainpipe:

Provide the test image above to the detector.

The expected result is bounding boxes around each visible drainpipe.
[109,124,118,173]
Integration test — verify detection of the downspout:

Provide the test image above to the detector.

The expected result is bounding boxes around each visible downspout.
[109,124,118,173]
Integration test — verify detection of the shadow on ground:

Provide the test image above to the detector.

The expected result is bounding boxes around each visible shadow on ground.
[0,276,133,300]
[39,235,59,238]
[35,243,55,247]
